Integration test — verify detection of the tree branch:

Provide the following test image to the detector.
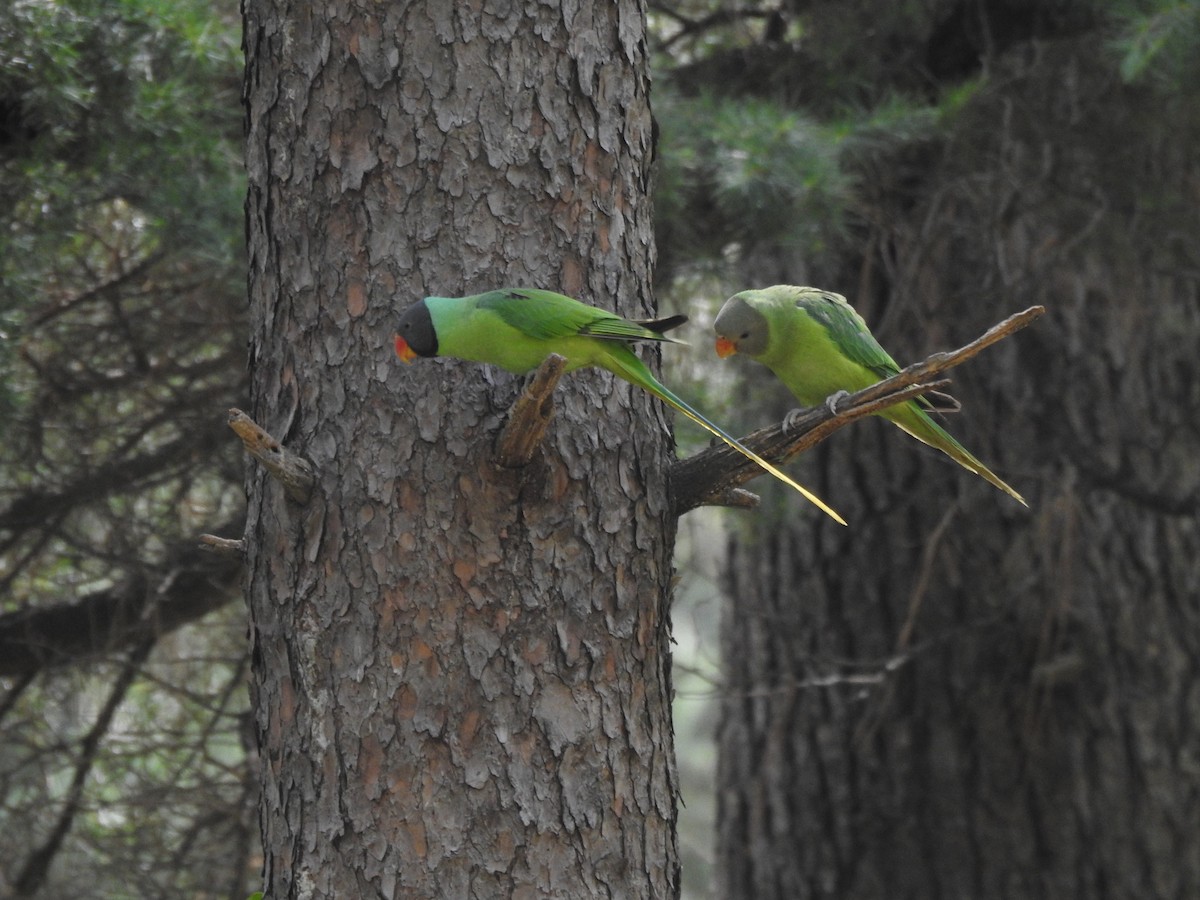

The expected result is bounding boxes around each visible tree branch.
[670,305,1045,515]
[650,4,776,52]
[494,354,568,468]
[198,534,246,558]
[0,427,226,535]
[227,407,315,503]
[0,529,243,677]
[13,639,154,895]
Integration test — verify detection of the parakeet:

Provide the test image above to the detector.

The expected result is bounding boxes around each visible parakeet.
[395,288,845,524]
[713,285,1026,506]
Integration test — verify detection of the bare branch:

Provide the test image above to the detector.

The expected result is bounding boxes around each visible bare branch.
[13,639,154,895]
[199,534,245,559]
[836,305,1045,409]
[0,530,243,677]
[704,487,762,510]
[494,354,568,468]
[650,4,775,52]
[0,429,226,535]
[671,380,946,515]
[670,305,1045,515]
[227,407,315,503]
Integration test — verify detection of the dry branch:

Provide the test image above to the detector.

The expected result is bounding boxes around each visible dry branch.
[227,407,315,503]
[0,527,244,677]
[494,354,568,468]
[198,534,245,559]
[670,305,1045,515]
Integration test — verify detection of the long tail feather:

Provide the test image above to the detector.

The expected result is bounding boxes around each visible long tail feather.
[608,353,846,525]
[674,397,848,524]
[898,405,1027,506]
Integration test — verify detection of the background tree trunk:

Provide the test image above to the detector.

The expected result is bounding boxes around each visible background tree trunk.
[715,34,1200,900]
[242,2,678,896]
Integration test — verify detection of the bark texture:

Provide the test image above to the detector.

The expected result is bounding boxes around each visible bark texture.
[243,2,678,897]
[716,38,1200,900]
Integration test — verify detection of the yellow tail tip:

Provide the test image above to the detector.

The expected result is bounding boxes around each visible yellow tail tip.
[780,472,847,525]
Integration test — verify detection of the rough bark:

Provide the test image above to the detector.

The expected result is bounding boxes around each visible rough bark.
[716,36,1200,900]
[242,2,678,897]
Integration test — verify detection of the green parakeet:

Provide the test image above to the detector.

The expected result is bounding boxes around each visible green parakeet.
[713,285,1026,506]
[394,287,846,523]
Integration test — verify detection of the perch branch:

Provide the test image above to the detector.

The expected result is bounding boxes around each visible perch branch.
[227,408,315,504]
[671,379,949,515]
[494,354,568,468]
[670,305,1045,515]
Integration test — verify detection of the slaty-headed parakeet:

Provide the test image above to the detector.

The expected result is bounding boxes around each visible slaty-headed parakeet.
[713,285,1025,505]
[395,288,846,523]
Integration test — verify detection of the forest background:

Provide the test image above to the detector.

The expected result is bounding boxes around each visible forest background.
[2,0,1198,897]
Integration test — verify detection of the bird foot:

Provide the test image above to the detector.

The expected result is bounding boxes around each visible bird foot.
[824,390,851,414]
[782,407,807,434]
[782,391,851,434]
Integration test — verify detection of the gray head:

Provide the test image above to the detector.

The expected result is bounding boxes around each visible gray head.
[713,293,770,358]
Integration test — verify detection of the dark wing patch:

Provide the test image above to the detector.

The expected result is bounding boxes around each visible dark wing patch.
[479,288,684,344]
[579,315,686,343]
[635,314,689,337]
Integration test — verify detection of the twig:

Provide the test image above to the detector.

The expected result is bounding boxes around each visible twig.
[198,534,245,559]
[494,354,568,468]
[13,639,154,894]
[840,305,1045,409]
[227,408,315,504]
[671,380,947,515]
[670,305,1045,515]
[704,487,761,510]
[651,5,775,52]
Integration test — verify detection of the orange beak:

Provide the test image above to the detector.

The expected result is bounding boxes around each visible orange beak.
[715,336,738,359]
[394,334,419,364]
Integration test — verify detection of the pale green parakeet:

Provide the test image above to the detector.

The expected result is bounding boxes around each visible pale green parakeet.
[395,287,846,523]
[713,285,1026,506]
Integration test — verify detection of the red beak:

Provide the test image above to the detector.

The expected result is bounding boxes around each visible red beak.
[394,335,419,364]
[715,336,738,359]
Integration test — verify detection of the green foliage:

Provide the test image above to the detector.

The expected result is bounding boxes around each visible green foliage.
[0,0,243,345]
[653,85,975,287]
[0,1,252,895]
[2,610,254,897]
[0,0,246,578]
[651,0,1200,287]
[655,90,852,279]
[1109,1,1200,86]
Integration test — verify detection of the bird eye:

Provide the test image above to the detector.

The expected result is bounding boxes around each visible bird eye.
[740,331,750,339]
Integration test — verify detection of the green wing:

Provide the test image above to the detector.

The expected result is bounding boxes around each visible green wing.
[580,316,685,342]
[795,291,901,380]
[478,288,676,343]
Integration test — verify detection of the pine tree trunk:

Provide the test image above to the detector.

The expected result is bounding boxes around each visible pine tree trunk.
[715,38,1200,900]
[242,2,678,896]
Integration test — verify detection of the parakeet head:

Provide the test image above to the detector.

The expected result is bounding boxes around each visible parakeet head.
[713,293,770,358]
[394,299,438,363]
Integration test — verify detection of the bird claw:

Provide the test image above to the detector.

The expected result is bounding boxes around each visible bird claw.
[824,390,851,414]
[782,407,806,434]
[783,390,850,434]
